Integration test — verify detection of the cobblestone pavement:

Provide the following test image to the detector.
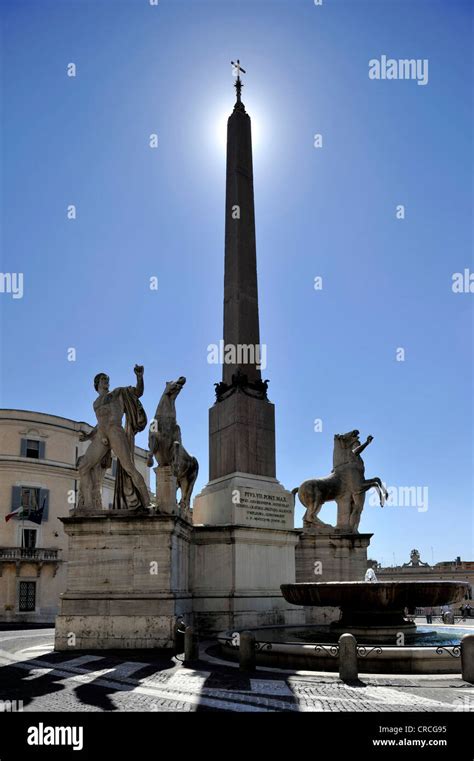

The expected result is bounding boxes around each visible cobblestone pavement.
[0,629,472,713]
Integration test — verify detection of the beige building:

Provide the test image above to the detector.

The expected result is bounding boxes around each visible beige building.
[0,409,151,623]
[369,550,473,614]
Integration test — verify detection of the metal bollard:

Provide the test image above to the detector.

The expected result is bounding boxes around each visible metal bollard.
[338,633,358,681]
[184,626,199,664]
[174,617,186,655]
[461,633,474,683]
[239,631,256,672]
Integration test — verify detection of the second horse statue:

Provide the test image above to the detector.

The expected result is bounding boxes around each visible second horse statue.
[147,376,199,513]
[293,429,388,533]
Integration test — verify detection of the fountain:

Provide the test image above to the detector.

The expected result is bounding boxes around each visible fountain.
[280,580,470,643]
[219,577,470,672]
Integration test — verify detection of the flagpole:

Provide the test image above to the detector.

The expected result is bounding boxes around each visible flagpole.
[21,489,25,553]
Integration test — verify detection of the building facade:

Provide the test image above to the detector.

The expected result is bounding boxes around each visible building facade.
[0,409,150,623]
[369,550,473,614]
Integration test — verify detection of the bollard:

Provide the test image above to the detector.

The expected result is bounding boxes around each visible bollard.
[461,634,474,683]
[184,626,199,663]
[338,633,358,681]
[174,617,186,655]
[239,631,256,672]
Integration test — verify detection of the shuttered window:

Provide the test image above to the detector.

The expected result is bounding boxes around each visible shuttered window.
[20,439,45,459]
[10,487,49,521]
[21,487,39,510]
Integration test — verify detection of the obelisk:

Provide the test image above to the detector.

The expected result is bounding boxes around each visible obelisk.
[191,63,300,634]
[222,64,261,387]
[208,62,276,482]
[194,62,293,528]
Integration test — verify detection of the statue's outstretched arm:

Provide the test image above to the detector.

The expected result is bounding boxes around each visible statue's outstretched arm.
[133,364,144,397]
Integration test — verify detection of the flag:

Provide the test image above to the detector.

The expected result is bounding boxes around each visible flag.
[5,494,45,523]
[5,506,25,523]
[28,501,45,525]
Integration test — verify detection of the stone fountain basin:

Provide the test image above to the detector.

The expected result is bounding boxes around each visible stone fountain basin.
[280,580,469,610]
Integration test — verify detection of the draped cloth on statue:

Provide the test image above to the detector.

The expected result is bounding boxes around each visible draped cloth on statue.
[112,386,148,511]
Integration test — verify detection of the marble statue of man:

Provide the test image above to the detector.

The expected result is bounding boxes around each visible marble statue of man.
[78,365,150,511]
[365,568,378,582]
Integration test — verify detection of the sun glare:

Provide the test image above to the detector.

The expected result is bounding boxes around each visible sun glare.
[212,102,265,158]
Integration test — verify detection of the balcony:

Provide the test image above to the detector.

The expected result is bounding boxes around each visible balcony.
[0,547,61,576]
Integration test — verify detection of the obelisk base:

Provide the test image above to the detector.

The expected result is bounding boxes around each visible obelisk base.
[192,524,304,634]
[193,471,294,529]
[209,394,276,480]
[192,472,303,633]
[54,514,192,650]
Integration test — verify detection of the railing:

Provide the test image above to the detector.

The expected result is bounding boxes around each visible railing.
[0,547,60,561]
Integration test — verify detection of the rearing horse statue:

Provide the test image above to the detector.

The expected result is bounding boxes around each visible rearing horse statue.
[292,430,388,533]
[147,377,185,468]
[147,376,199,511]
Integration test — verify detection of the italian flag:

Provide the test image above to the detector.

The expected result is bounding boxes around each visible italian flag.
[5,506,25,522]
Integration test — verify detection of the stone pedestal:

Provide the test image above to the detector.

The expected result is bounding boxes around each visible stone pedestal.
[209,395,276,480]
[193,471,293,529]
[191,524,303,634]
[154,466,192,523]
[192,471,301,633]
[295,528,372,625]
[55,513,192,650]
[296,529,373,582]
[154,465,178,515]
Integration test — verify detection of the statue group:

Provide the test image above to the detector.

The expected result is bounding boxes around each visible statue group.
[76,365,198,517]
[76,366,386,534]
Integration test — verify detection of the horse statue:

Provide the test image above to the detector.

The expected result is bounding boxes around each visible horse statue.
[147,376,199,511]
[292,430,388,533]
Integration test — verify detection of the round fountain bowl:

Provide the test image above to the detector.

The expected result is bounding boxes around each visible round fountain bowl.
[280,580,470,642]
[280,580,469,609]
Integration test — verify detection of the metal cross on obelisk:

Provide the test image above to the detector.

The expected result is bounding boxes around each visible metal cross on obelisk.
[231,59,246,107]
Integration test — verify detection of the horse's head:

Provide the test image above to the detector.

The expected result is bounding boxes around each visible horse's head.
[334,430,360,450]
[164,376,186,400]
[333,430,360,468]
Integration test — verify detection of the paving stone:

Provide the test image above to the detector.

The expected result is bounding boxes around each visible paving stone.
[1,631,472,713]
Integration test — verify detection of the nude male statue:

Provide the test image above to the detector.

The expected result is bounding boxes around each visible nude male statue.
[78,365,150,511]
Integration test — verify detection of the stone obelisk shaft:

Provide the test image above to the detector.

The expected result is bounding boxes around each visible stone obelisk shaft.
[208,91,276,481]
[223,105,261,384]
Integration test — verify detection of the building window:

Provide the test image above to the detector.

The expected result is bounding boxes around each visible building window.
[20,438,45,459]
[26,440,40,458]
[18,581,36,612]
[10,486,49,522]
[21,487,40,513]
[22,529,37,550]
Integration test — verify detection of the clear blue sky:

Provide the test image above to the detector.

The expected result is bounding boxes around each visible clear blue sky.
[1,0,472,566]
